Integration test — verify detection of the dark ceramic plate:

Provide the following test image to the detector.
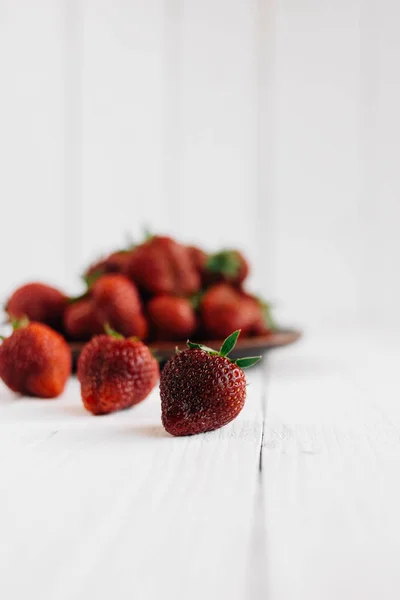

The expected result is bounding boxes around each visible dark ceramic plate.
[70,328,302,366]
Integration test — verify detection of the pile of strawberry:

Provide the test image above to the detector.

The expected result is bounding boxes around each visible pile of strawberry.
[3,234,273,344]
[0,321,260,436]
[0,235,269,435]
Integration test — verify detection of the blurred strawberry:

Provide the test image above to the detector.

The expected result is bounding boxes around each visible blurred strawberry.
[5,283,68,331]
[64,274,147,340]
[78,328,159,415]
[83,250,133,286]
[204,249,249,286]
[0,320,71,398]
[92,274,147,339]
[126,236,200,296]
[187,245,208,278]
[63,298,103,340]
[147,295,197,340]
[201,283,269,339]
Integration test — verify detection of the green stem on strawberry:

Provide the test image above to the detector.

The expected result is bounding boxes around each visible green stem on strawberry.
[258,299,277,331]
[10,316,29,330]
[205,250,240,278]
[189,290,205,312]
[104,323,125,340]
[187,330,261,368]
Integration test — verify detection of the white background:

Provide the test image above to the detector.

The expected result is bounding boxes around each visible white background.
[0,0,399,331]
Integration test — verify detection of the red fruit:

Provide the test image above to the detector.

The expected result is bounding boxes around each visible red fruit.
[63,298,103,340]
[84,250,133,284]
[160,331,261,436]
[201,283,267,339]
[187,245,208,277]
[92,274,148,339]
[205,250,249,286]
[126,236,200,296]
[77,331,159,415]
[63,274,147,341]
[6,283,67,331]
[147,295,197,340]
[0,321,71,398]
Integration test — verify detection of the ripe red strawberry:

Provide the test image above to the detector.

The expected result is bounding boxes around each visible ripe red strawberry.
[201,283,269,339]
[160,330,261,436]
[0,320,71,398]
[147,295,197,340]
[63,298,103,340]
[63,274,147,341]
[187,245,208,278]
[205,249,249,286]
[126,236,200,295]
[77,328,159,415]
[83,250,133,285]
[92,274,148,339]
[5,283,68,331]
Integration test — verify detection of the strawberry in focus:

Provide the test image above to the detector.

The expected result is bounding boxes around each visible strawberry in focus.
[0,320,71,398]
[77,328,159,415]
[6,283,68,331]
[160,330,261,436]
[126,236,200,296]
[147,295,197,340]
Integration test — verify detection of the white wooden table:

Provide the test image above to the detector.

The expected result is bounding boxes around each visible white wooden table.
[1,328,399,600]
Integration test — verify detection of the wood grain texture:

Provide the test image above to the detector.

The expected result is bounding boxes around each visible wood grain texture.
[1,331,400,599]
[263,329,400,599]
[0,366,265,600]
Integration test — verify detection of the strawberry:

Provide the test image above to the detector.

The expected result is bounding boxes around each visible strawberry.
[0,320,71,398]
[126,236,200,296]
[200,283,269,339]
[77,328,159,415]
[5,283,68,331]
[160,330,261,436]
[64,274,148,341]
[63,298,103,340]
[187,245,208,278]
[147,295,197,340]
[91,274,148,339]
[205,249,249,286]
[83,250,133,285]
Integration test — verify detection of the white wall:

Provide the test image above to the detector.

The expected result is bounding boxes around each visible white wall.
[0,0,399,330]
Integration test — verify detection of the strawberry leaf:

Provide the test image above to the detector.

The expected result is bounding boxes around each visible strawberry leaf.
[219,330,241,357]
[187,340,218,354]
[235,356,262,369]
[206,250,240,277]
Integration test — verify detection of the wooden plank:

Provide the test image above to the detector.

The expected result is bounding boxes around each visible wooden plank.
[263,330,400,599]
[0,366,265,600]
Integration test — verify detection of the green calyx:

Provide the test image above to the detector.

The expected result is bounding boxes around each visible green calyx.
[206,250,240,278]
[82,271,103,289]
[104,323,124,340]
[189,290,204,312]
[258,298,277,331]
[11,316,30,331]
[142,225,154,243]
[187,330,261,369]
